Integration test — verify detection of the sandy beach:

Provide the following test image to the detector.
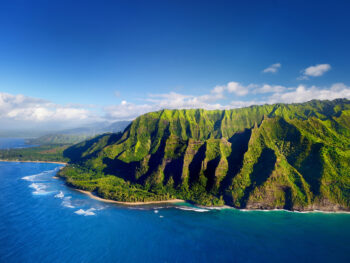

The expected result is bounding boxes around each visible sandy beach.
[75,189,184,206]
[75,189,350,213]
[3,158,347,213]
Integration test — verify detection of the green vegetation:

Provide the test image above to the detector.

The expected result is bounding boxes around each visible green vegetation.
[6,99,350,210]
[61,99,350,209]
[58,166,174,202]
[0,144,70,162]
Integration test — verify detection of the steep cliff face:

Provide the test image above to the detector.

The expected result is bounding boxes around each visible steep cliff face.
[63,99,350,210]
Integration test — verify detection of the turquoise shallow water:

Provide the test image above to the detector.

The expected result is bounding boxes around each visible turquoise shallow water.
[0,141,350,262]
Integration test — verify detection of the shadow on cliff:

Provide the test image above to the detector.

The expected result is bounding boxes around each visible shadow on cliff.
[240,147,276,208]
[283,186,293,210]
[164,157,185,187]
[64,132,123,163]
[205,157,221,193]
[102,157,140,182]
[220,129,251,203]
[188,143,206,187]
[297,143,323,196]
[136,126,170,185]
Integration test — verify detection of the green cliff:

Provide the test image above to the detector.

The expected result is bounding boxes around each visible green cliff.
[60,99,350,211]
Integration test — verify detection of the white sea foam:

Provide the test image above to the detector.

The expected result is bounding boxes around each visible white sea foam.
[128,207,147,210]
[22,173,44,181]
[154,210,159,214]
[61,196,75,208]
[177,206,209,212]
[74,208,96,216]
[29,183,50,195]
[239,208,302,213]
[22,168,59,181]
[204,206,229,210]
[91,205,106,211]
[54,191,64,199]
[239,208,350,214]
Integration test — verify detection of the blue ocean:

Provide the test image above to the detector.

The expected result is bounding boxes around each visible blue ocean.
[0,138,35,149]
[0,139,349,262]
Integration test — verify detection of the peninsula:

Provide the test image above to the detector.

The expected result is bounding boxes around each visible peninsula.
[57,99,350,211]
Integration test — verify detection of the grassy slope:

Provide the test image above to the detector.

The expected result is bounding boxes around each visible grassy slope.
[0,144,70,162]
[59,99,350,210]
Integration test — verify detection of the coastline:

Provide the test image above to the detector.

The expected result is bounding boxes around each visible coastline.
[2,159,347,213]
[0,159,67,165]
[75,189,184,206]
[74,188,350,213]
[239,208,350,214]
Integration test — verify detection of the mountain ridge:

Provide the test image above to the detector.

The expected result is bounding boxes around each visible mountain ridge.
[60,99,350,210]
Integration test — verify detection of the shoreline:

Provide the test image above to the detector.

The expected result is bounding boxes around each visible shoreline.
[75,189,185,206]
[238,208,350,214]
[0,159,67,165]
[74,188,350,213]
[3,159,348,213]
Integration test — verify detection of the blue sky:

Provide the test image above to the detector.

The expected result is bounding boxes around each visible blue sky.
[0,0,350,129]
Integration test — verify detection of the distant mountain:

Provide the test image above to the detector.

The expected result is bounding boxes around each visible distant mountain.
[27,134,92,145]
[28,121,130,145]
[57,121,130,135]
[107,121,131,133]
[61,99,350,211]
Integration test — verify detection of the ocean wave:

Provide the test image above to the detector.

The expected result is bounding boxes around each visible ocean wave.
[22,173,45,181]
[22,167,60,181]
[239,208,350,214]
[203,206,230,210]
[128,207,147,210]
[61,196,75,208]
[176,206,209,213]
[94,205,106,211]
[54,191,64,199]
[74,208,96,216]
[29,183,51,195]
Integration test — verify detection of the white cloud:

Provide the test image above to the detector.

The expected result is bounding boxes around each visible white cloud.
[3,81,350,128]
[227,82,249,96]
[230,100,262,108]
[263,63,281,73]
[104,81,253,120]
[211,82,249,97]
[299,64,331,79]
[254,84,286,94]
[104,102,155,121]
[268,83,350,104]
[0,92,98,126]
[104,82,350,121]
[104,91,229,121]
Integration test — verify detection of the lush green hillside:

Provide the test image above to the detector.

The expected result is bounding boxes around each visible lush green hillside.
[60,99,350,210]
[0,144,70,163]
